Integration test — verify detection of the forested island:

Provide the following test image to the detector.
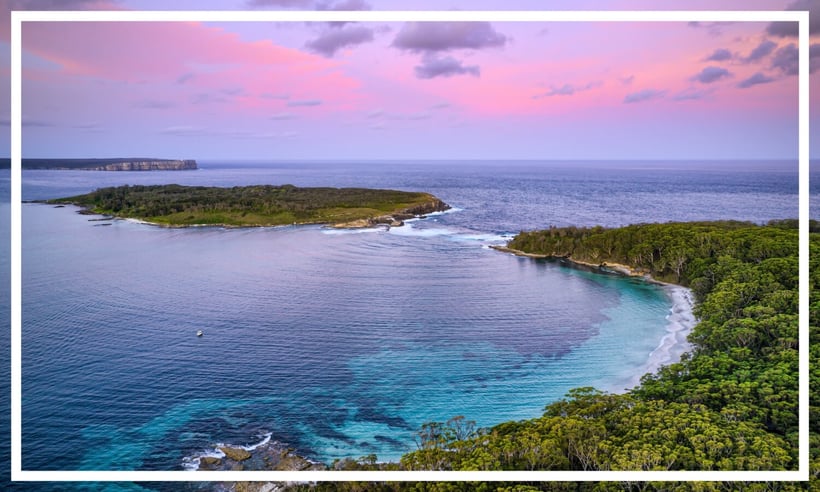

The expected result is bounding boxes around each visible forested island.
[48,184,450,228]
[14,157,198,171]
[207,219,816,492]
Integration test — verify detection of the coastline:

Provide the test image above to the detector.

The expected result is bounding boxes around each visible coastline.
[620,283,695,390]
[490,244,697,392]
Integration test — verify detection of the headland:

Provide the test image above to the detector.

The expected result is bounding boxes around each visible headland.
[17,158,197,171]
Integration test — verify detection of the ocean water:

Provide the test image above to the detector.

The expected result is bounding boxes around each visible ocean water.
[1,159,808,481]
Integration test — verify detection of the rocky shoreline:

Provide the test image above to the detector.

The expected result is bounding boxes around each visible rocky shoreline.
[328,198,450,229]
[184,435,324,492]
[489,245,650,278]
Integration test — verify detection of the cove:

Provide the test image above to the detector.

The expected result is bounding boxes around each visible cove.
[22,203,682,469]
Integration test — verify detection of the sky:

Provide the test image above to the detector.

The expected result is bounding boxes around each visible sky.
[2,0,818,160]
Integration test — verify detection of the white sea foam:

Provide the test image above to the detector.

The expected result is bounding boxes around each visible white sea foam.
[622,285,696,390]
[123,217,152,225]
[180,432,272,471]
[240,432,272,451]
[181,447,226,471]
[387,216,513,245]
[423,206,463,217]
[320,226,385,235]
[387,224,453,237]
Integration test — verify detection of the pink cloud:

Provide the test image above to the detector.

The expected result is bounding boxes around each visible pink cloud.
[21,21,362,114]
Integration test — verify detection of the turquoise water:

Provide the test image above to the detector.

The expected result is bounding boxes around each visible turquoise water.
[9,160,802,475]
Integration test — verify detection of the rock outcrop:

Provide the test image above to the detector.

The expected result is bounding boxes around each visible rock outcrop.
[330,196,450,229]
[219,446,252,462]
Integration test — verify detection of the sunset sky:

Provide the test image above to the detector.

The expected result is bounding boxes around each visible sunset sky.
[3,0,818,160]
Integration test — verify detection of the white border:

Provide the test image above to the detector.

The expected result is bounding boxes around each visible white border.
[10,9,810,483]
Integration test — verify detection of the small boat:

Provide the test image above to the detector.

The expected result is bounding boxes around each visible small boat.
[196,330,203,337]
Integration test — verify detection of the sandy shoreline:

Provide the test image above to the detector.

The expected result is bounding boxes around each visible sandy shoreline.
[620,284,696,391]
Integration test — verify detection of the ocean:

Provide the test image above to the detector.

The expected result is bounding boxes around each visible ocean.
[0,159,808,487]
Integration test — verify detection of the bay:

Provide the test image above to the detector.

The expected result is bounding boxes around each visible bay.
[5,159,806,475]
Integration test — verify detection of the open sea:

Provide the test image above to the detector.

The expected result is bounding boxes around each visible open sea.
[0,159,811,488]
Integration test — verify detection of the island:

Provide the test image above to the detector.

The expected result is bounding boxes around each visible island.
[15,157,197,171]
[47,183,450,228]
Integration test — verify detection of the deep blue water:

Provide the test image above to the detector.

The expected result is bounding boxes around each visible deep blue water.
[0,159,810,487]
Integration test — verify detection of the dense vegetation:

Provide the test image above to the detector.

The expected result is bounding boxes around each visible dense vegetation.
[49,184,448,227]
[250,220,813,492]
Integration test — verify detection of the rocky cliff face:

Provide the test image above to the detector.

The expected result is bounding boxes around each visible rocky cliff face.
[21,158,197,171]
[395,198,450,218]
[94,159,197,171]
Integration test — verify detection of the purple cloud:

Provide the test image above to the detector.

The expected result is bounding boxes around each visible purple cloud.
[133,100,176,110]
[160,126,296,139]
[770,42,820,75]
[260,93,290,100]
[316,0,373,28]
[0,119,56,127]
[766,0,819,38]
[771,44,799,76]
[305,24,375,57]
[704,48,732,62]
[246,0,313,7]
[190,93,227,105]
[392,22,508,53]
[176,72,195,85]
[744,39,777,63]
[270,112,297,120]
[414,54,480,79]
[673,87,715,102]
[287,99,323,107]
[687,21,734,37]
[317,0,371,10]
[546,84,575,96]
[535,80,602,98]
[691,66,732,84]
[737,72,776,89]
[814,43,820,72]
[22,119,56,127]
[8,0,117,8]
[623,89,666,104]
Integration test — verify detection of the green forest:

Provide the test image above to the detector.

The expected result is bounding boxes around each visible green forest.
[260,220,815,492]
[48,184,447,227]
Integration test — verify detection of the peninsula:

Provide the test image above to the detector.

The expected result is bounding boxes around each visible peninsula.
[17,158,197,171]
[48,184,450,228]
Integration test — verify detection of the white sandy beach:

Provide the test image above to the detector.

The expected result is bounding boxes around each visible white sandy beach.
[621,284,697,391]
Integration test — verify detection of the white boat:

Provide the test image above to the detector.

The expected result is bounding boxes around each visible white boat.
[196,330,203,337]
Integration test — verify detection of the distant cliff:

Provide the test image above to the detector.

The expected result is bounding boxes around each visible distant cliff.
[19,158,197,171]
